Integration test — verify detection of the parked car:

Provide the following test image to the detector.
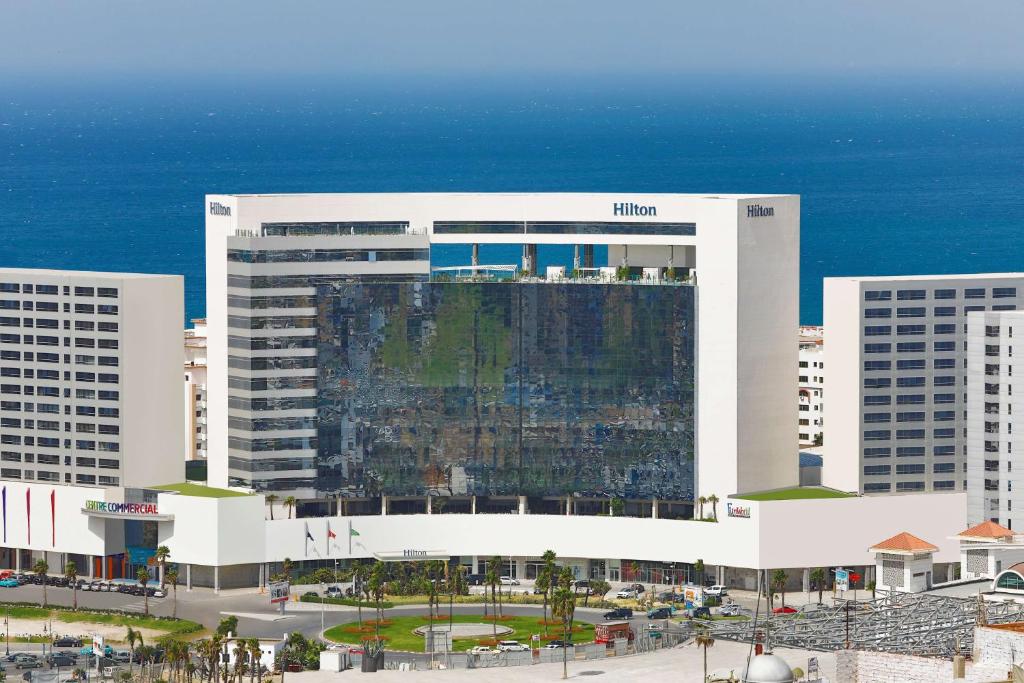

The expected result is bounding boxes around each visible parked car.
[113,651,131,664]
[498,576,520,586]
[772,606,797,615]
[0,579,19,588]
[705,585,728,597]
[466,574,486,586]
[16,659,41,670]
[627,583,646,594]
[48,654,76,667]
[603,607,633,620]
[496,640,529,652]
[54,637,83,648]
[80,645,114,658]
[647,607,673,619]
[467,646,498,655]
[718,603,742,617]
[543,640,572,649]
[615,589,638,600]
[325,586,342,598]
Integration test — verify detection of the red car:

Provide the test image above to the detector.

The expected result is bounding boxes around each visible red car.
[772,606,797,614]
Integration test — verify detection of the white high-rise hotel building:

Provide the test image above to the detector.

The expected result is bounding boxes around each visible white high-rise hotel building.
[825,274,1024,495]
[0,269,183,489]
[205,193,800,506]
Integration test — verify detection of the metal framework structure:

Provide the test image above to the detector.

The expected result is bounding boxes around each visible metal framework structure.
[710,592,1024,658]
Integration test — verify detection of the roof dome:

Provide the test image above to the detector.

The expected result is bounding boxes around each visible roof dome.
[742,654,795,683]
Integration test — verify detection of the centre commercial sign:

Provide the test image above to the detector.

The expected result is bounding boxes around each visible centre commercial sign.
[85,500,160,515]
[726,502,751,519]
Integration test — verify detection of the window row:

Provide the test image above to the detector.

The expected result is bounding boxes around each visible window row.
[863,429,958,440]
[0,284,117,298]
[864,358,957,371]
[865,287,1017,301]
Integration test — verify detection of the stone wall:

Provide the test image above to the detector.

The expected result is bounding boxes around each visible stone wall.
[835,650,954,682]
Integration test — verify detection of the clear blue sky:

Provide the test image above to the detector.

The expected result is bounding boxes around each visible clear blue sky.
[3,1,1023,80]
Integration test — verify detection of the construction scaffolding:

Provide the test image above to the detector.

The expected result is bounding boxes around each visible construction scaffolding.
[710,592,1024,658]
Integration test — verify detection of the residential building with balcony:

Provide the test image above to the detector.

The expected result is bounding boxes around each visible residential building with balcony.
[799,325,825,446]
[184,318,208,461]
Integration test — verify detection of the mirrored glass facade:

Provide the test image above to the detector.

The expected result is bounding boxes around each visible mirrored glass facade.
[315,282,695,500]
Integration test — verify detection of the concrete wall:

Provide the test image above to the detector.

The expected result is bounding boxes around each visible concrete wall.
[0,482,109,557]
[822,277,863,492]
[157,491,266,565]
[835,650,955,682]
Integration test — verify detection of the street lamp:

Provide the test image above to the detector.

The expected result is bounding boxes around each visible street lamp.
[5,606,9,656]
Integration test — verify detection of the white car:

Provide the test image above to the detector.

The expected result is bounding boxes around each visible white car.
[616,589,638,599]
[705,585,728,597]
[496,641,529,652]
[718,603,742,617]
[467,646,498,656]
[499,576,520,586]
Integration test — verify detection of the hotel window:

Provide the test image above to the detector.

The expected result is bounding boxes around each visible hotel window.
[934,445,956,455]
[896,481,925,491]
[994,305,1017,311]
[933,428,956,439]
[965,306,985,315]
[934,410,956,421]
[934,306,956,317]
[864,361,891,371]
[897,342,926,353]
[865,326,891,336]
[864,430,891,441]
[864,343,891,354]
[933,481,956,490]
[865,412,891,423]
[75,474,96,485]
[897,394,925,404]
[934,358,956,369]
[934,324,956,334]
[965,288,986,299]
[896,412,925,422]
[864,465,891,476]
[897,307,926,318]
[897,290,926,301]
[897,325,925,335]
[897,359,925,370]
[934,341,956,352]
[896,464,925,475]
[97,322,118,332]
[865,290,892,301]
[865,308,892,319]
[934,463,956,473]
[864,396,891,406]
[897,377,926,387]
[896,446,925,457]
[864,483,891,492]
[934,376,956,386]
[934,289,956,299]
[97,305,118,315]
[97,288,118,298]
[863,447,891,458]
[896,429,925,439]
[864,378,892,389]
[74,287,94,297]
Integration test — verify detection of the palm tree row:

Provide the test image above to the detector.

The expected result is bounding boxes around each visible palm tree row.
[695,493,721,520]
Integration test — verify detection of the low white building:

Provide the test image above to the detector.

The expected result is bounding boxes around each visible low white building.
[799,325,825,446]
[870,531,938,593]
[223,634,283,672]
[956,520,1024,581]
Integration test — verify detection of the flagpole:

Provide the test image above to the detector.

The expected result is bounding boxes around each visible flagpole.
[348,520,352,555]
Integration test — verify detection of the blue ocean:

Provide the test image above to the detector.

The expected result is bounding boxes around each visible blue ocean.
[2,76,1023,324]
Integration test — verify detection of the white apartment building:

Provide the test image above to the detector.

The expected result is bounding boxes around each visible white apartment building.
[824,274,1024,495]
[966,310,1024,530]
[799,325,824,446]
[184,319,208,461]
[0,269,184,489]
[205,192,801,504]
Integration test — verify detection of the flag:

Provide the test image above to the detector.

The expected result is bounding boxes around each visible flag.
[304,522,314,556]
[26,489,30,545]
[350,527,361,537]
[327,523,337,540]
[348,520,360,554]
[50,490,55,547]
[2,486,6,543]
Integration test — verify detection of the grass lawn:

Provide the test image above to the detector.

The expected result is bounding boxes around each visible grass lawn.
[149,482,250,498]
[324,614,594,653]
[733,487,856,501]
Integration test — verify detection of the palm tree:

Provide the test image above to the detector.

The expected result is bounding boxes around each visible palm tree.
[138,567,151,616]
[697,496,707,519]
[707,494,720,521]
[810,568,826,604]
[283,496,296,519]
[33,558,49,607]
[551,567,576,680]
[536,568,551,635]
[185,660,197,683]
[155,546,171,587]
[484,558,499,638]
[126,627,140,681]
[281,558,293,582]
[246,638,261,683]
[265,494,278,520]
[368,561,386,641]
[65,560,79,610]
[232,639,247,683]
[771,569,788,608]
[867,579,877,600]
[694,559,705,587]
[352,563,367,628]
[167,568,180,618]
[695,630,715,682]
[541,549,557,631]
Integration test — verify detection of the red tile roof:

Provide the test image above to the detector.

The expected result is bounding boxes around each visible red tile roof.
[869,531,938,553]
[957,520,1014,540]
